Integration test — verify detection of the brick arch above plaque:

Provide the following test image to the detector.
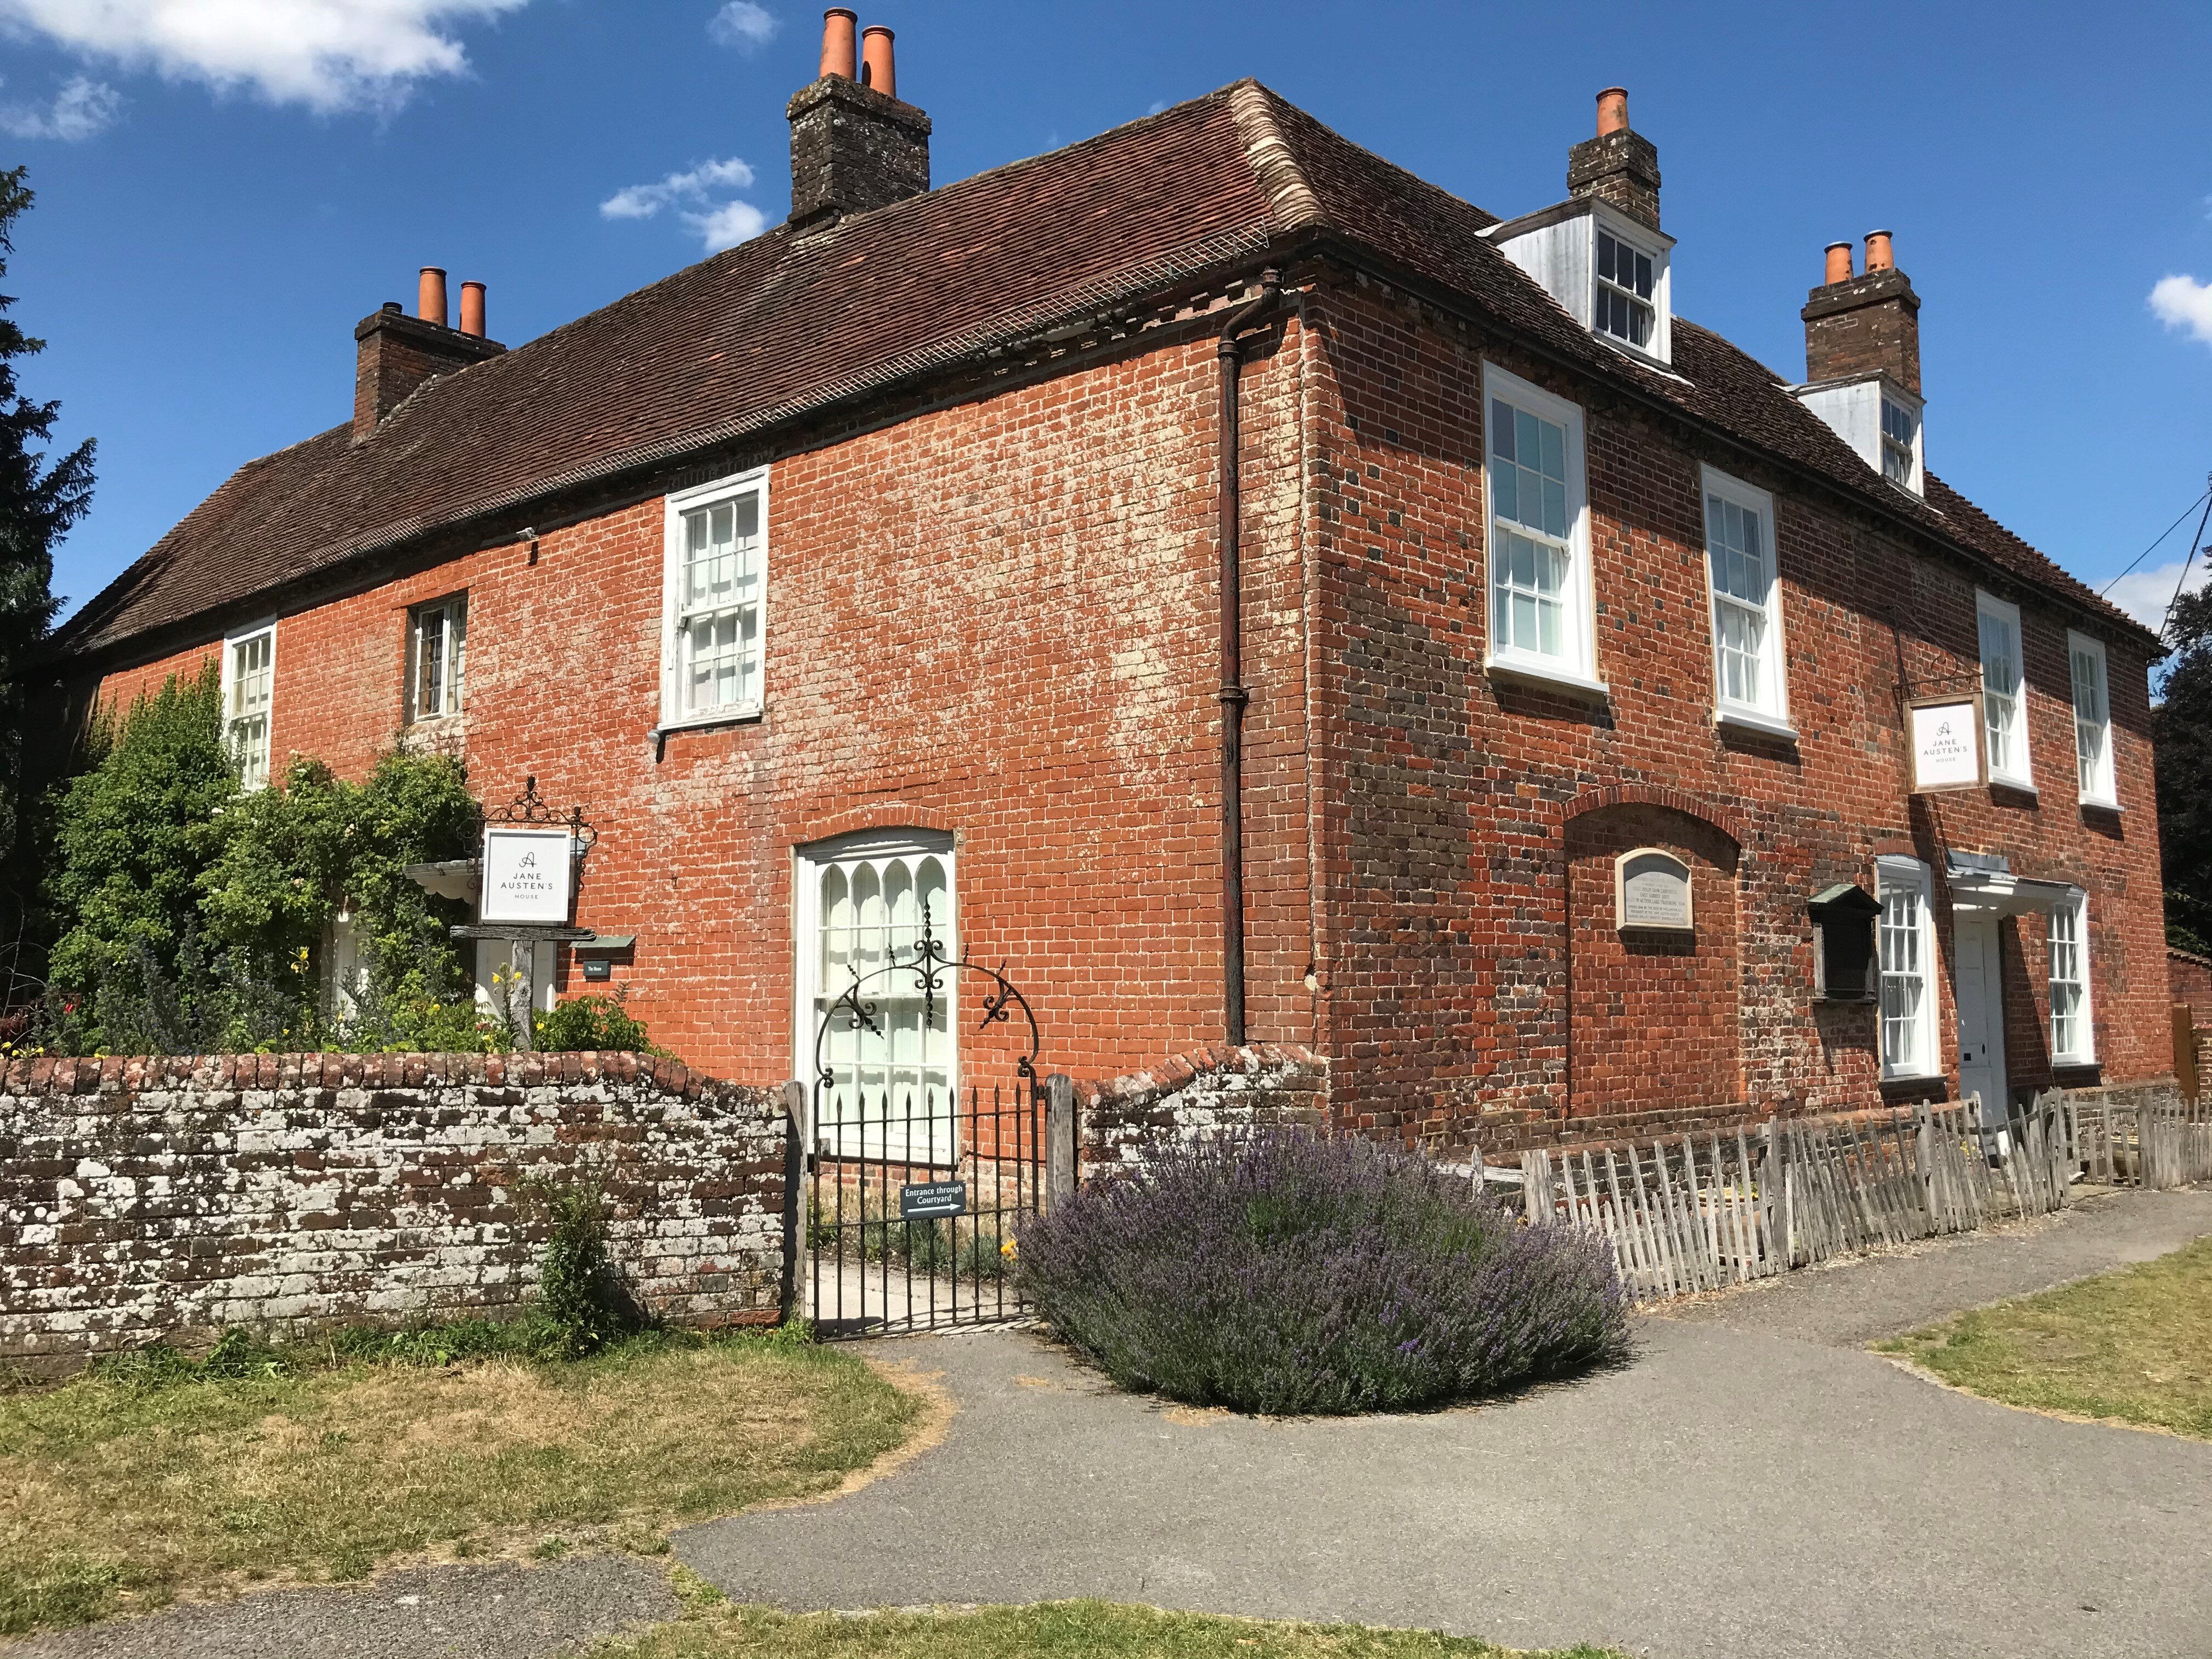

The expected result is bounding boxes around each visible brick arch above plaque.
[1615,848,1694,933]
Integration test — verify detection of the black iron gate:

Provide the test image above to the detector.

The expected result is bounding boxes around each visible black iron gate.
[804,905,1050,1338]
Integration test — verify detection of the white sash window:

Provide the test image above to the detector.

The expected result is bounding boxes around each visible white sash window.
[1701,466,1790,732]
[1977,591,2033,789]
[221,622,275,792]
[662,470,766,728]
[1483,362,1598,694]
[2048,892,2094,1064]
[2067,630,2115,807]
[1876,856,1936,1079]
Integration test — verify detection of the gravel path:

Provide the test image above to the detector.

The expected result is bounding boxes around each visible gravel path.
[21,1185,2212,1658]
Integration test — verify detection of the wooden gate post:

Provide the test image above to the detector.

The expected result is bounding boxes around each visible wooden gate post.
[1045,1073,1077,1209]
[781,1080,810,1325]
[2177,1004,2201,1104]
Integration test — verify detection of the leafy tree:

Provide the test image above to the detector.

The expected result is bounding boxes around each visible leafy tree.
[2155,586,2212,953]
[0,167,97,945]
[43,664,235,1005]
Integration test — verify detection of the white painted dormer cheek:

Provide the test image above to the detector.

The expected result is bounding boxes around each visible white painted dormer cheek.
[1794,378,1923,496]
[1492,202,1673,368]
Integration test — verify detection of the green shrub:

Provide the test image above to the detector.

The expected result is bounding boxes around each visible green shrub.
[525,1180,641,1357]
[533,985,660,1054]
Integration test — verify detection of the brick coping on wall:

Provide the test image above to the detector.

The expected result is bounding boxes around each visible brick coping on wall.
[1073,1042,1325,1107]
[1,1050,764,1102]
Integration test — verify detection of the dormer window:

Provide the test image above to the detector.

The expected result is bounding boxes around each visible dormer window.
[1595,229,1656,349]
[1881,397,1917,487]
[1487,201,1674,366]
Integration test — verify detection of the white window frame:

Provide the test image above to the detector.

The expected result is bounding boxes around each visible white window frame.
[1880,394,1922,494]
[2047,888,2095,1066]
[1976,591,2034,792]
[1699,465,1793,736]
[661,466,769,731]
[407,592,467,723]
[1592,222,1660,355]
[2066,629,2117,808]
[1875,855,1940,1081]
[1481,362,1604,698]
[219,619,276,793]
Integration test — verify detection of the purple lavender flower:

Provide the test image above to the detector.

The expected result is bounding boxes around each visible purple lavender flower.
[1017,1126,1632,1414]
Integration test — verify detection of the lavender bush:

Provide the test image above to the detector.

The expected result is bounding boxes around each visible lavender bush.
[1016,1127,1630,1414]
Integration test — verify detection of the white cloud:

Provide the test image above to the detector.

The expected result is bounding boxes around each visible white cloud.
[707,2,775,53]
[682,199,766,251]
[0,74,122,139]
[0,0,528,114]
[600,156,764,252]
[2150,273,2212,347]
[2106,556,2208,634]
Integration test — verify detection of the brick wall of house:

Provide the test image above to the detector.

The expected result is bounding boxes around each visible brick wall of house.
[1299,274,2167,1150]
[2171,949,2212,1026]
[0,1051,788,1376]
[80,264,2169,1154]
[90,307,1316,1089]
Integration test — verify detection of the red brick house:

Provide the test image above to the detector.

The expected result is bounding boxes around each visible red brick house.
[43,24,2171,1149]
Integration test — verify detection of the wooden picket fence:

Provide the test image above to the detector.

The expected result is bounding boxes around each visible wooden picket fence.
[2073,1094,2212,1190]
[1519,1093,2075,1304]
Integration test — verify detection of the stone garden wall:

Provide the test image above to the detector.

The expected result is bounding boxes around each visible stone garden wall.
[1,1052,790,1376]
[1078,1044,1330,1167]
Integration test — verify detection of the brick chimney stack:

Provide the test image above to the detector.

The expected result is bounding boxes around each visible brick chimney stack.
[1567,87,1661,230]
[1802,230,1921,394]
[787,9,930,233]
[353,274,504,442]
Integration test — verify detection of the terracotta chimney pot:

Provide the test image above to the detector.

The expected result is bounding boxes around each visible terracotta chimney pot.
[417,267,448,328]
[819,8,856,80]
[1864,229,1895,272]
[458,280,486,338]
[1824,241,1854,285]
[860,25,895,98]
[1595,88,1629,137]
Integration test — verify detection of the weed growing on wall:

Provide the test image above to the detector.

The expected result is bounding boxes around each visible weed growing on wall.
[1017,1126,1632,1414]
[524,1180,642,1357]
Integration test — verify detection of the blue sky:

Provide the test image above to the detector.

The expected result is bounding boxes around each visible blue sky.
[5,0,2210,633]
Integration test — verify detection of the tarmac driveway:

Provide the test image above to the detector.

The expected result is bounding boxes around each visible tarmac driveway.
[19,1187,2212,1659]
[678,1187,2212,1659]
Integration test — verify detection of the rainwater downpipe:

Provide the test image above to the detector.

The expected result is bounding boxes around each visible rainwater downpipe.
[1216,268,1282,1048]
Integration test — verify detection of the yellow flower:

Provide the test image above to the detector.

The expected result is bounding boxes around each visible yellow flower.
[999,1236,1018,1260]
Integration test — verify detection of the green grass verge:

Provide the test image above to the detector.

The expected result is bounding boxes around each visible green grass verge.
[587,1593,1623,1659]
[1877,1232,2212,1438]
[0,1323,919,1637]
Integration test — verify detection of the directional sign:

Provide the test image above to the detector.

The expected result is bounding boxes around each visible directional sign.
[899,1180,967,1221]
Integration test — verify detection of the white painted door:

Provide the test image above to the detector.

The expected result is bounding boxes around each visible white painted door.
[793,831,957,1163]
[1954,912,2008,1119]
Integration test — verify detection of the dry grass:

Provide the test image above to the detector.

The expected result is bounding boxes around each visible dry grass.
[1878,1232,2212,1438]
[588,1593,1624,1659]
[0,1331,921,1636]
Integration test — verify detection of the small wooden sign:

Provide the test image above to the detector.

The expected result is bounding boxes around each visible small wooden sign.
[899,1180,968,1221]
[1615,849,1693,933]
[1909,694,1983,793]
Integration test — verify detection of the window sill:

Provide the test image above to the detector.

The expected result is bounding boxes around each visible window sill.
[2051,1056,2099,1074]
[1714,704,1799,741]
[1988,775,2038,798]
[654,707,764,737]
[2078,795,2121,814]
[1485,654,1610,703]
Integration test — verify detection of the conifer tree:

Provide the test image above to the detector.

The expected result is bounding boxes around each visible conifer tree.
[0,165,97,962]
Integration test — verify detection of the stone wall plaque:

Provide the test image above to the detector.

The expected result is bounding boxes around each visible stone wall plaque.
[1615,848,1694,932]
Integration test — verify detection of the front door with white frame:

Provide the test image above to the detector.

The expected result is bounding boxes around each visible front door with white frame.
[1954,912,2009,1120]
[794,831,957,1163]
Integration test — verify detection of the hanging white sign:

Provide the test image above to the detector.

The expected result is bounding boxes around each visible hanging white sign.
[480,826,573,923]
[1910,696,1983,792]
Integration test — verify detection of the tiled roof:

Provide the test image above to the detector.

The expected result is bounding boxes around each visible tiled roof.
[51,81,2154,665]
